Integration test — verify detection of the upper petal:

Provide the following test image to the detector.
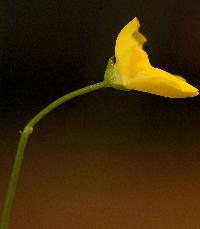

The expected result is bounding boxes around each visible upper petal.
[115,47,150,84]
[115,18,142,58]
[115,18,150,84]
[124,67,199,98]
[115,17,150,83]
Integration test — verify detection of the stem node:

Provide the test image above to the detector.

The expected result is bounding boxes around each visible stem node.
[23,126,33,134]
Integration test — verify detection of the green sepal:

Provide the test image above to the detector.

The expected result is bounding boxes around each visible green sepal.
[104,56,130,91]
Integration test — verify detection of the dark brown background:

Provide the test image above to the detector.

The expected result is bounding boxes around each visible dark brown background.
[1,0,200,228]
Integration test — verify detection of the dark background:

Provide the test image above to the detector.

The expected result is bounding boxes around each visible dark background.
[1,0,200,228]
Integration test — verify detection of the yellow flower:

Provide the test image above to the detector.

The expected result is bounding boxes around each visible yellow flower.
[112,17,198,98]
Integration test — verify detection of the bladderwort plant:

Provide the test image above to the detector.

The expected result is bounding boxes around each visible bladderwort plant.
[0,17,198,229]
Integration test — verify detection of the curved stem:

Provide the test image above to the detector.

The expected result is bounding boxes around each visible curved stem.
[0,81,109,229]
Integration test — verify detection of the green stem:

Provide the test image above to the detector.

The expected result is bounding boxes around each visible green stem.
[0,81,109,229]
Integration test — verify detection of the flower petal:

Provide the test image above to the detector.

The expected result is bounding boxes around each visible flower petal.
[115,17,140,58]
[115,18,150,84]
[124,67,199,98]
[115,46,151,84]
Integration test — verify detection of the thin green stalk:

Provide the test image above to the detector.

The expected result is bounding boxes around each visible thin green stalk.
[0,81,109,229]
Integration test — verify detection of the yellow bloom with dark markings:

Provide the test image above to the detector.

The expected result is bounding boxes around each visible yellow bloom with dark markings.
[107,17,198,98]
